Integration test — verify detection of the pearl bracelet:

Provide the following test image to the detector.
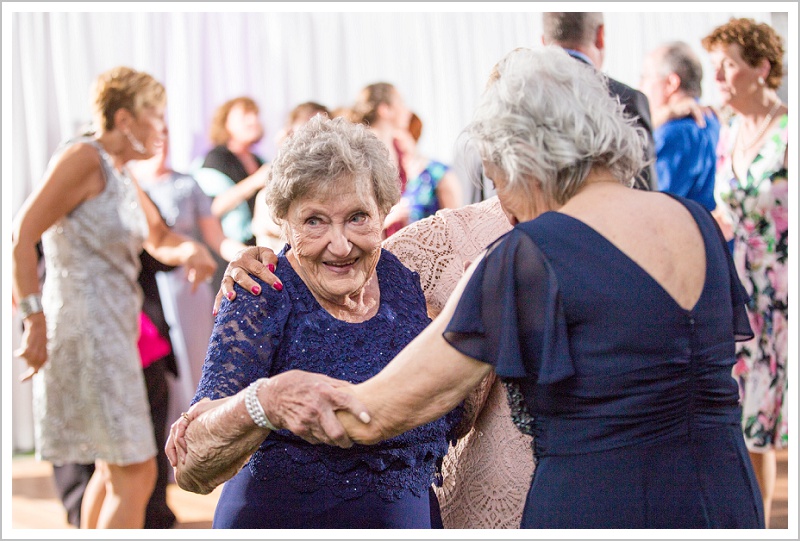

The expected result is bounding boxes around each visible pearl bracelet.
[245,378,279,431]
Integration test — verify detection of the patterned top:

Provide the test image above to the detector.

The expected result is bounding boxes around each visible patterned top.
[384,196,535,528]
[402,160,449,223]
[715,113,789,450]
[36,136,156,465]
[193,247,456,501]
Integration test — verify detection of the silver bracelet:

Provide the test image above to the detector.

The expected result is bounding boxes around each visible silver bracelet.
[17,293,44,320]
[244,378,278,431]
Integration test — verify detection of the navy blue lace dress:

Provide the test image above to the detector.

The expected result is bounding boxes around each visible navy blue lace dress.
[444,196,764,528]
[193,247,453,528]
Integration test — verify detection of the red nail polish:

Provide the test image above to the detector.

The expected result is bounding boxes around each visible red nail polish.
[226,291,234,300]
[212,308,218,316]
[268,263,275,273]
[273,281,283,291]
[251,285,261,295]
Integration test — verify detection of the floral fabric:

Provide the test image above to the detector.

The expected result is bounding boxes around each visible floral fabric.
[715,113,788,450]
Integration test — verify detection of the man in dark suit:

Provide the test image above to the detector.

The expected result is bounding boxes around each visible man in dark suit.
[542,12,658,191]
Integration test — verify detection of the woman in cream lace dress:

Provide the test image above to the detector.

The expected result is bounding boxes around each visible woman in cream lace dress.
[383,196,533,529]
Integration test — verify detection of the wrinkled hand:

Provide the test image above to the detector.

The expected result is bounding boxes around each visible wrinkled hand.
[213,246,280,314]
[13,313,48,382]
[166,396,256,495]
[183,241,217,293]
[165,397,227,467]
[263,370,371,448]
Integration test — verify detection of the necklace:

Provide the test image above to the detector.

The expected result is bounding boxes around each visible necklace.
[738,100,782,152]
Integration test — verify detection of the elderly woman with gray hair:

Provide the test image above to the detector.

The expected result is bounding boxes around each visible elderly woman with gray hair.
[176,46,764,528]
[165,116,457,528]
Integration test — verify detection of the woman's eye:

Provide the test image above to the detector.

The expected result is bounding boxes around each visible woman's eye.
[350,213,367,224]
[306,217,321,226]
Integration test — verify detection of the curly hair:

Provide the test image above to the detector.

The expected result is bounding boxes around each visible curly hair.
[208,96,260,145]
[702,18,784,89]
[464,46,646,206]
[265,115,400,225]
[91,66,166,132]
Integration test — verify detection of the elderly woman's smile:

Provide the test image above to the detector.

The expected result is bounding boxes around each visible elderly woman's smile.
[285,179,384,309]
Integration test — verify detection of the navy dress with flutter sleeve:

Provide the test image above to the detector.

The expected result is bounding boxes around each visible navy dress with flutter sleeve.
[194,248,454,528]
[444,195,764,528]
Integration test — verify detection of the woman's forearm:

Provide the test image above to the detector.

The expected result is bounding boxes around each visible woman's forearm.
[335,294,492,445]
[176,394,269,494]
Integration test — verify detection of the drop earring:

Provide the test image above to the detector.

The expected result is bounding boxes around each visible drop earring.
[124,129,147,153]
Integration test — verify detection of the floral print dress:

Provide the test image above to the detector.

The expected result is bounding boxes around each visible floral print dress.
[715,113,788,451]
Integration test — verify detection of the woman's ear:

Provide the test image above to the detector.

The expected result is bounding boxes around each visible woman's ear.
[112,107,134,131]
[758,57,772,83]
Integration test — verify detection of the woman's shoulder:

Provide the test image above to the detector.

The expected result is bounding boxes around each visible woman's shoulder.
[46,138,105,186]
[378,247,418,279]
[202,145,235,168]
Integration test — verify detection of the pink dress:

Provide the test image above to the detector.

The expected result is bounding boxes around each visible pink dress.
[383,196,534,528]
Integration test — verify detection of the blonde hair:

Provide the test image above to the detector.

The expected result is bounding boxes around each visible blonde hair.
[91,66,166,132]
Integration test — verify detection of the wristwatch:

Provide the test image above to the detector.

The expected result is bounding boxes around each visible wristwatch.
[17,293,44,320]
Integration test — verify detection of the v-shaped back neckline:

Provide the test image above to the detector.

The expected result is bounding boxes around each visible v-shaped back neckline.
[537,207,709,314]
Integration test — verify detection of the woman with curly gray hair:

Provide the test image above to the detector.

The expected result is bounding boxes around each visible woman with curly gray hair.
[165,116,457,528]
[183,47,763,528]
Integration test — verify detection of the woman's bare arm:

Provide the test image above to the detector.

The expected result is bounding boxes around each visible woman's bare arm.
[333,259,493,444]
[168,373,370,494]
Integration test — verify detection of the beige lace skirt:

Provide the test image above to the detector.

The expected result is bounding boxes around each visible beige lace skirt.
[434,377,535,529]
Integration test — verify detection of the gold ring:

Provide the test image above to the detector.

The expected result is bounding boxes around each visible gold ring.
[180,412,190,422]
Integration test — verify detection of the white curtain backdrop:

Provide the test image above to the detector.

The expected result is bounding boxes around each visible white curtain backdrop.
[3,6,792,452]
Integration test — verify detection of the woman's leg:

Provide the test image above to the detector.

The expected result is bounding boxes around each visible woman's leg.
[94,458,157,528]
[80,461,108,529]
[749,450,776,528]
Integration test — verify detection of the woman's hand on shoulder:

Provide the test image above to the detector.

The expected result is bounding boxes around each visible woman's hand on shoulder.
[213,246,282,314]
[652,97,709,129]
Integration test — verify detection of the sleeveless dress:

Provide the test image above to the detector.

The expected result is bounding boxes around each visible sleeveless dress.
[193,247,456,528]
[383,196,534,528]
[36,137,156,466]
[140,171,217,422]
[443,196,764,528]
[715,114,788,451]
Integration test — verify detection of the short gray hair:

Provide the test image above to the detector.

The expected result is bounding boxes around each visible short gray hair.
[465,46,647,205]
[265,115,400,222]
[658,41,704,98]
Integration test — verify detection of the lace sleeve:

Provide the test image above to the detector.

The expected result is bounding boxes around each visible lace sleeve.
[192,277,290,403]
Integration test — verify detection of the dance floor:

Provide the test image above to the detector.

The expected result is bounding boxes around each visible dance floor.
[9,448,789,530]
